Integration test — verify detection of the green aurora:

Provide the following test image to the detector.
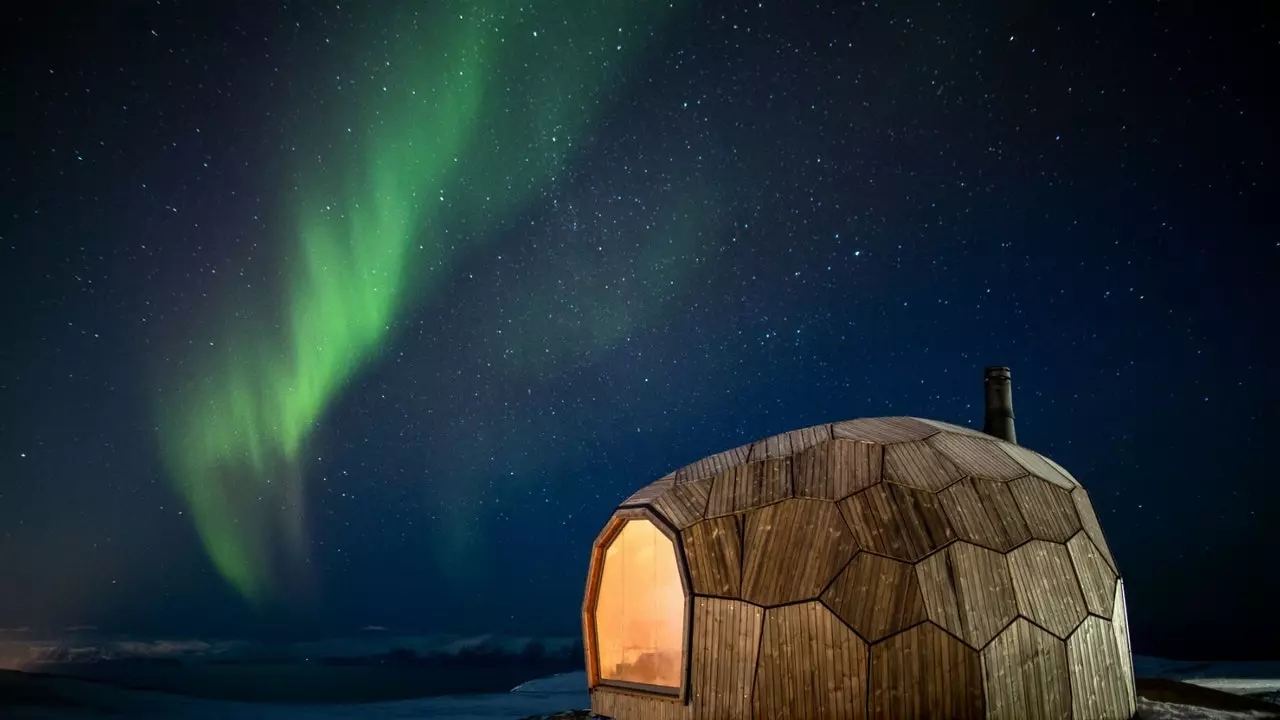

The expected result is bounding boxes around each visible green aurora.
[155,2,687,603]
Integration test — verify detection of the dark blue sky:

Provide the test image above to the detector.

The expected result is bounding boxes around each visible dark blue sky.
[1,0,1276,659]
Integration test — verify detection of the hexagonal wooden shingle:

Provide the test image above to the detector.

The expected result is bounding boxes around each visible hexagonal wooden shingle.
[927,432,1028,481]
[705,458,792,518]
[915,542,1018,649]
[822,552,927,642]
[884,440,965,492]
[741,498,857,606]
[939,477,1031,552]
[1067,531,1116,617]
[870,622,985,719]
[792,439,882,501]
[839,483,956,562]
[1007,540,1088,639]
[1009,476,1082,543]
[982,618,1071,720]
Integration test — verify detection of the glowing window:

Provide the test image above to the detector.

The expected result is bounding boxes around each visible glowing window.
[594,518,686,690]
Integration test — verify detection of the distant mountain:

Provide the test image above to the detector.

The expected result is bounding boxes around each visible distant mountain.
[1,633,583,671]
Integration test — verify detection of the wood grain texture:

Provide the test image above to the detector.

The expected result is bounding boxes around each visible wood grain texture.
[793,439,883,501]
[1007,540,1088,639]
[883,440,964,491]
[1112,580,1137,713]
[914,542,1018,649]
[939,477,1031,552]
[999,444,1077,490]
[1067,532,1117,617]
[741,499,857,606]
[869,621,984,720]
[1067,614,1136,720]
[674,443,753,485]
[705,459,792,518]
[682,516,742,598]
[1072,487,1119,574]
[752,601,868,720]
[926,432,1027,481]
[838,483,956,562]
[651,476,713,530]
[583,516,625,688]
[981,618,1071,720]
[689,597,763,720]
[1009,476,1082,543]
[832,416,939,444]
[749,423,834,461]
[821,552,926,642]
[916,418,994,440]
[622,475,676,506]
[593,686,691,720]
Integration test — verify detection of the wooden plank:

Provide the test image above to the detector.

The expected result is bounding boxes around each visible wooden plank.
[682,516,741,598]
[751,601,868,720]
[593,686,692,720]
[1067,613,1136,720]
[584,517,626,688]
[1007,540,1088,639]
[869,621,985,719]
[690,597,763,720]
[999,443,1077,490]
[832,416,939,443]
[884,440,964,491]
[622,475,676,506]
[981,617,1071,720]
[917,418,995,440]
[1009,476,1082,543]
[1072,487,1119,574]
[838,483,955,562]
[1112,580,1137,713]
[913,550,961,642]
[741,499,857,606]
[821,552,926,642]
[748,423,834,462]
[705,458,792,518]
[913,542,1017,649]
[651,477,713,530]
[926,432,1027,481]
[939,477,1031,552]
[793,439,882,501]
[674,443,753,485]
[1067,532,1117,617]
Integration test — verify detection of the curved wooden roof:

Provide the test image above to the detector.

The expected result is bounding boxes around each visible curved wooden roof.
[588,416,1133,719]
[617,416,1112,570]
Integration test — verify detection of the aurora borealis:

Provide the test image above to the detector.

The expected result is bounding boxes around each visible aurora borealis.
[155,2,688,601]
[3,0,1278,661]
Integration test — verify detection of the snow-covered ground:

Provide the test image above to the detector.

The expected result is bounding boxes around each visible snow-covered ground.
[2,647,1276,718]
[1138,699,1278,720]
[0,669,590,719]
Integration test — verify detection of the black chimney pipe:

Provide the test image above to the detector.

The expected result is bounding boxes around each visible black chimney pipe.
[983,366,1016,443]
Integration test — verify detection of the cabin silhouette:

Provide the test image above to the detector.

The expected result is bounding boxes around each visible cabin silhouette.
[581,368,1135,719]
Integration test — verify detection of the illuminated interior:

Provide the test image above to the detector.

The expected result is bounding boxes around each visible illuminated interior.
[593,517,686,690]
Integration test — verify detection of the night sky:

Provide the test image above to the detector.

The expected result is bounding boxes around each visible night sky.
[2,1,1276,660]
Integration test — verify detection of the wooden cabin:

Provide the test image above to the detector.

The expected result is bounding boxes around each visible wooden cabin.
[581,369,1135,720]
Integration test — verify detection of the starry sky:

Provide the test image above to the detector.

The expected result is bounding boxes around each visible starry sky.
[1,1,1275,660]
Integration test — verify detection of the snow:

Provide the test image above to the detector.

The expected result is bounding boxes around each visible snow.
[1138,698,1278,719]
[3,649,1277,718]
[2,670,591,719]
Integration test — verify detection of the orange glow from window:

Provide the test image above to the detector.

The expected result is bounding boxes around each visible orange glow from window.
[594,518,685,689]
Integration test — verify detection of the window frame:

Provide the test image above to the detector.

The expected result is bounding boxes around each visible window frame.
[582,506,692,702]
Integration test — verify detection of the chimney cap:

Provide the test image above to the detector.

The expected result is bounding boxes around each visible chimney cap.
[983,366,1016,443]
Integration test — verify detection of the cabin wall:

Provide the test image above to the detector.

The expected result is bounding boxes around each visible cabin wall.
[588,421,1135,720]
